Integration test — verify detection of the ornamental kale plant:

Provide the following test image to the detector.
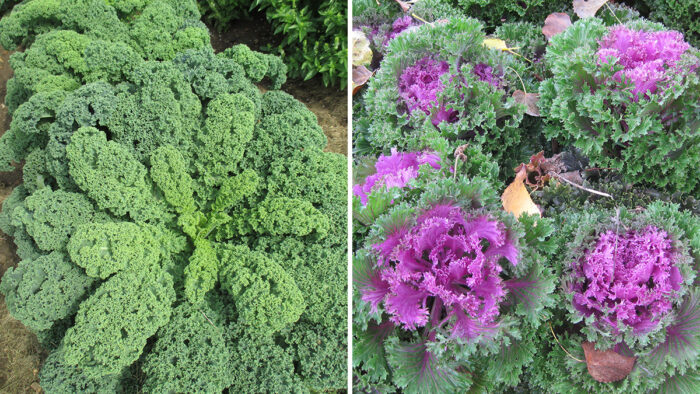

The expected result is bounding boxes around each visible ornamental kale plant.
[353,149,441,206]
[0,0,347,392]
[539,18,700,195]
[353,147,557,393]
[527,202,699,393]
[356,17,534,166]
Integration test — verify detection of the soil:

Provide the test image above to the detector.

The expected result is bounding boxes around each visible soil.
[0,11,348,394]
[208,12,348,156]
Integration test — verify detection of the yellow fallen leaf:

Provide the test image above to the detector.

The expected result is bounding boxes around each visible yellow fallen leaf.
[352,30,373,67]
[502,167,541,218]
[482,38,519,52]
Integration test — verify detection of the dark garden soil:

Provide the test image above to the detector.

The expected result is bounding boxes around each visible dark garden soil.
[208,12,348,156]
[0,11,348,394]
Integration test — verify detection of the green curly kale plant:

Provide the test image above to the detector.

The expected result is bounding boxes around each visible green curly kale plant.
[539,18,700,195]
[0,0,347,391]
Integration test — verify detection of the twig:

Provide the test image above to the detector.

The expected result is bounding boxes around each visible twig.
[411,13,431,25]
[549,172,614,199]
[605,2,623,25]
[549,322,585,363]
[505,49,533,64]
[200,309,215,327]
[506,66,527,93]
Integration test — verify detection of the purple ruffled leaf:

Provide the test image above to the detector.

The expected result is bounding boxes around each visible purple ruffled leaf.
[569,226,683,333]
[354,149,441,206]
[596,26,691,100]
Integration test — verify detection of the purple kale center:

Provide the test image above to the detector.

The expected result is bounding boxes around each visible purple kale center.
[365,204,518,339]
[385,15,418,44]
[398,57,502,126]
[596,26,691,100]
[571,226,683,334]
[353,149,441,205]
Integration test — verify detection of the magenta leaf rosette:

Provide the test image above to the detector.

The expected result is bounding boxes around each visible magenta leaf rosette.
[539,18,700,194]
[353,175,556,393]
[541,202,700,393]
[356,18,530,161]
[353,149,441,206]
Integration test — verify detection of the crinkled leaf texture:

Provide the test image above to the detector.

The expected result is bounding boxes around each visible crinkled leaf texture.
[540,18,700,194]
[386,337,473,394]
[357,17,528,162]
[0,0,347,390]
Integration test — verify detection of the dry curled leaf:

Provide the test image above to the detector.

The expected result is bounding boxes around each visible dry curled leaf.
[395,0,411,12]
[542,13,572,39]
[502,166,541,218]
[352,30,372,67]
[581,342,636,383]
[512,90,541,117]
[573,0,608,18]
[352,66,373,96]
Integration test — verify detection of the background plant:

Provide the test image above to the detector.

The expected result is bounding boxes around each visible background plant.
[199,0,347,88]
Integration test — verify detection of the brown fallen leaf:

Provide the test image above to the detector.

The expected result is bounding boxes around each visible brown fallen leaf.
[512,90,541,117]
[573,0,608,18]
[581,342,636,383]
[502,166,541,218]
[542,12,572,39]
[352,66,373,96]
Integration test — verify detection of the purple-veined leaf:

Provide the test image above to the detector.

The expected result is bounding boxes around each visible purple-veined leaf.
[656,368,700,394]
[353,190,393,226]
[450,309,499,342]
[353,320,395,380]
[386,338,472,394]
[649,290,700,369]
[504,264,555,323]
[353,252,390,313]
[486,336,536,386]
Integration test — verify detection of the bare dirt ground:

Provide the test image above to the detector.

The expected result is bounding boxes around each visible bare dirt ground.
[208,13,348,156]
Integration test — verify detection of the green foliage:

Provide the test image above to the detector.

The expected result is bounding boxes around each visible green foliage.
[141,303,232,393]
[539,18,700,195]
[218,244,305,335]
[67,222,161,279]
[456,0,571,31]
[356,17,529,168]
[62,265,175,378]
[198,0,347,88]
[10,187,97,252]
[38,348,123,393]
[0,252,95,332]
[642,0,700,48]
[0,0,346,390]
